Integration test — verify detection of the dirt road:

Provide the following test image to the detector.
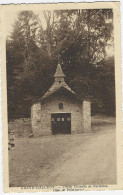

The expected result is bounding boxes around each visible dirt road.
[47,126,116,186]
[9,118,116,187]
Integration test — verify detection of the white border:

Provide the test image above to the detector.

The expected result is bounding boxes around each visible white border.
[0,0,123,195]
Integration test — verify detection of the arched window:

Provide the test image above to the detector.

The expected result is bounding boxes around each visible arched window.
[59,103,63,110]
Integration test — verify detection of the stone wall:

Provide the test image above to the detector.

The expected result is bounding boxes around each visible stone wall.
[31,92,91,136]
[82,101,91,132]
[40,92,83,136]
[31,91,84,136]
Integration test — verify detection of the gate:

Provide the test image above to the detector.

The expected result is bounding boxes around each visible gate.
[51,113,71,134]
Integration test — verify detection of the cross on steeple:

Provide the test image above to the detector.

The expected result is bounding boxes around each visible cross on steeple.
[54,64,65,83]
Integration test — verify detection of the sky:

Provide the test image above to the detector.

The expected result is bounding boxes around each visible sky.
[6,12,17,36]
[6,11,47,36]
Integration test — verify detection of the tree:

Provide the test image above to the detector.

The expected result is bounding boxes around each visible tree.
[6,11,41,119]
[6,9,115,119]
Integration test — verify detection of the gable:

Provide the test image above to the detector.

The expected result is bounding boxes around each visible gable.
[41,81,76,101]
[41,87,82,115]
[41,87,82,106]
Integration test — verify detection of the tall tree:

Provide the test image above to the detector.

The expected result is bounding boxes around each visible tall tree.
[7,9,115,119]
[7,11,40,119]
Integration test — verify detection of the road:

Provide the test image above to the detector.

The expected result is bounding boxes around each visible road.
[9,120,116,187]
[46,126,116,186]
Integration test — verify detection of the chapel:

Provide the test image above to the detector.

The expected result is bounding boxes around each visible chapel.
[31,64,91,136]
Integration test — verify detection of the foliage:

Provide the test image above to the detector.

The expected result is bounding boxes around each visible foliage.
[6,9,115,120]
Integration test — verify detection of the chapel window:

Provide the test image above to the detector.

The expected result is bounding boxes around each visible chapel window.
[59,103,63,110]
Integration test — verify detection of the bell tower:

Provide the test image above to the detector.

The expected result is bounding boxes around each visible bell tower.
[54,64,65,83]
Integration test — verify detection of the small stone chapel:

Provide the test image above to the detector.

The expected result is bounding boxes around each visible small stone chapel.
[31,64,91,136]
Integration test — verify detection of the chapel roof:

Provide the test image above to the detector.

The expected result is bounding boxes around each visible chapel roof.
[41,81,75,100]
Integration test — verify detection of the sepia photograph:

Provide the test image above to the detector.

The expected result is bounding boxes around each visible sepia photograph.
[0,2,122,192]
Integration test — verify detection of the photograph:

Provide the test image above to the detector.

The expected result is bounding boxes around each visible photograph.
[1,2,122,192]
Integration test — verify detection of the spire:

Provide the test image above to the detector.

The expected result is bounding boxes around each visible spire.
[54,64,65,82]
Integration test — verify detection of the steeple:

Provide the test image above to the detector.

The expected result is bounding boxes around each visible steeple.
[54,64,65,83]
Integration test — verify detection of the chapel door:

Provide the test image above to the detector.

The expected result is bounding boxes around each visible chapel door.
[51,113,71,134]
